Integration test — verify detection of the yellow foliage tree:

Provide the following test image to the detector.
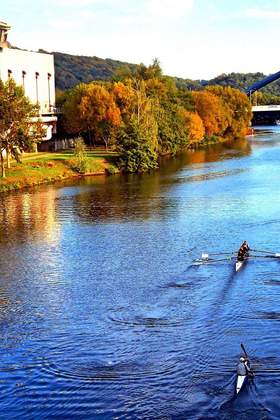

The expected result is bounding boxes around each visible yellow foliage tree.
[206,86,252,137]
[192,90,226,137]
[111,82,135,120]
[184,111,205,145]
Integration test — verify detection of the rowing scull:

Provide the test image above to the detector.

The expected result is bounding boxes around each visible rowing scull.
[194,249,280,270]
[236,374,247,394]
[236,343,253,395]
[235,252,249,272]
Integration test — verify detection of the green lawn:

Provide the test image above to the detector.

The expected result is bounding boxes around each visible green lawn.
[0,149,119,193]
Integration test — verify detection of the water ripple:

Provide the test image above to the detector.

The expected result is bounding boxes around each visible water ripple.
[41,355,181,383]
[107,305,190,328]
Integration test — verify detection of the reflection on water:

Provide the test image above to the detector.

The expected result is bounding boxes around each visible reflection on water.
[0,189,60,244]
[1,132,280,418]
[0,137,252,231]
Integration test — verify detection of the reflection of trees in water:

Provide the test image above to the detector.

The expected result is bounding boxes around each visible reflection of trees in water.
[70,172,172,223]
[160,137,251,170]
[71,138,251,224]
[0,189,59,244]
[0,138,252,230]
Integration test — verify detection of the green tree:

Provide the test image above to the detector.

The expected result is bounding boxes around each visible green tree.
[73,137,89,173]
[0,79,42,177]
[156,102,189,155]
[117,116,158,172]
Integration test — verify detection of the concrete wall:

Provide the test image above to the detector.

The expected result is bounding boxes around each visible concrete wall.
[0,48,56,114]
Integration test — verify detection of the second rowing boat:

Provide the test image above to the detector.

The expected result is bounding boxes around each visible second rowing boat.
[236,374,247,394]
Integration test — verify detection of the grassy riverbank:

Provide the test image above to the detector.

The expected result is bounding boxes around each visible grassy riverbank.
[0,149,119,193]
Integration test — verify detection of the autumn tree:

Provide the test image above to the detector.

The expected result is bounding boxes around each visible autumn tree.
[62,83,121,148]
[0,79,43,178]
[192,90,226,137]
[111,81,135,121]
[206,86,252,137]
[184,111,205,145]
[61,59,253,174]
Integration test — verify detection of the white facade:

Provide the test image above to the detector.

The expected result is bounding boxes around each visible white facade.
[0,48,56,114]
[0,21,57,140]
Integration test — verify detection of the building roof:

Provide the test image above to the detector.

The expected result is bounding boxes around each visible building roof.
[0,21,11,30]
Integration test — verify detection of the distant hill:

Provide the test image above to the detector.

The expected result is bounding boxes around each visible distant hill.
[174,72,280,95]
[53,51,136,90]
[51,50,280,95]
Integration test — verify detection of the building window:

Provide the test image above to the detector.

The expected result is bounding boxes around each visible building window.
[47,73,52,111]
[22,70,26,89]
[35,72,39,104]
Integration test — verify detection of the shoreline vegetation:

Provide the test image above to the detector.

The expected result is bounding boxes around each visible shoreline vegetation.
[0,148,119,193]
[58,60,252,173]
[0,60,253,193]
[0,134,243,194]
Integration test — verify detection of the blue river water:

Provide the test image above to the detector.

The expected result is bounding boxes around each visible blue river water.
[1,127,280,419]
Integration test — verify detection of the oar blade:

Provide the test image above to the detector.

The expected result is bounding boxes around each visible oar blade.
[241,343,248,359]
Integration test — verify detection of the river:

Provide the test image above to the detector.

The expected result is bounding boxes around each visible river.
[0,127,280,419]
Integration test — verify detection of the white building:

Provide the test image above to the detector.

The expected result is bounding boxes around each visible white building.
[0,21,57,140]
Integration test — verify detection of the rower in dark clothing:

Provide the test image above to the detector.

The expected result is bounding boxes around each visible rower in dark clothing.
[237,241,250,262]
[237,356,253,377]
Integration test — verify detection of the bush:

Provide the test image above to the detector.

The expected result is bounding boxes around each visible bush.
[72,137,89,173]
[106,165,118,175]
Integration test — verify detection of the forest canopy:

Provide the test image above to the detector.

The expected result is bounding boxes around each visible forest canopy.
[61,60,252,173]
[53,51,280,105]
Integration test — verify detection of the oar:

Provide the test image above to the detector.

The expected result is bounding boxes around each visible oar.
[251,254,280,259]
[205,257,233,262]
[241,343,248,358]
[208,252,237,256]
[194,257,233,264]
[265,254,280,258]
[250,248,277,255]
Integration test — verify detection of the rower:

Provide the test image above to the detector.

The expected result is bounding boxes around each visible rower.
[237,241,250,262]
[237,356,252,376]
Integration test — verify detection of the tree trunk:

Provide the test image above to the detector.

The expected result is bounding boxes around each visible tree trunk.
[1,152,5,178]
[6,146,10,169]
[88,131,94,148]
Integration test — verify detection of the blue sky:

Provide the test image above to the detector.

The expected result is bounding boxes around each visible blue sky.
[2,0,280,79]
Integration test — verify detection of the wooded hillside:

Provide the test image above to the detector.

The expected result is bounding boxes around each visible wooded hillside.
[50,50,280,97]
[53,51,136,90]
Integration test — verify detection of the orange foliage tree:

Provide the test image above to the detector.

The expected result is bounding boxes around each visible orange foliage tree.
[206,86,252,137]
[111,81,135,121]
[184,111,205,145]
[192,90,227,137]
[63,83,121,147]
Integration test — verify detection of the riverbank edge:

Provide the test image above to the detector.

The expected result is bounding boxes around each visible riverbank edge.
[0,133,247,194]
[0,152,120,194]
